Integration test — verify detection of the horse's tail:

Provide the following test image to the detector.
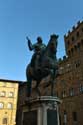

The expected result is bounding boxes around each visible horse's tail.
[26,64,31,81]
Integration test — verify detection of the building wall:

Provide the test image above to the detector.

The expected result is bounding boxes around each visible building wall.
[0,80,19,125]
[55,20,83,125]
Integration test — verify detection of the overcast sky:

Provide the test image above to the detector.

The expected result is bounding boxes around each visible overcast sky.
[0,0,83,81]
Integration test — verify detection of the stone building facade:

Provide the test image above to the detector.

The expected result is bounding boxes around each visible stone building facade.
[0,79,19,125]
[55,20,83,125]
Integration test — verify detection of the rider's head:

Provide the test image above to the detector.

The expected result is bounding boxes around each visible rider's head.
[37,36,42,44]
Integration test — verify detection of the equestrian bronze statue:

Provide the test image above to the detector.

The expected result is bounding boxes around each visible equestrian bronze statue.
[26,34,59,97]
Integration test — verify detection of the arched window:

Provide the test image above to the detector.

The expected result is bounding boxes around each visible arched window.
[74,45,77,51]
[77,43,81,51]
[67,40,70,46]
[72,36,75,41]
[8,92,14,98]
[3,118,7,124]
[76,31,80,37]
[64,111,67,124]
[62,91,66,98]
[0,102,4,109]
[7,103,13,109]
[69,88,74,96]
[0,91,6,97]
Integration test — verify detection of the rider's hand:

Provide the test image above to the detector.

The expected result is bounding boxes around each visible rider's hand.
[26,36,29,41]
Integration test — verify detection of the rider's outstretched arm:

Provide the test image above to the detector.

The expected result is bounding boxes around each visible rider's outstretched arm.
[26,36,33,51]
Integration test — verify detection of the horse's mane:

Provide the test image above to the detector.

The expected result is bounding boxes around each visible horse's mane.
[43,34,58,57]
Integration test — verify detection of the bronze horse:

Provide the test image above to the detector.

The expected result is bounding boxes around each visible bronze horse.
[26,34,59,97]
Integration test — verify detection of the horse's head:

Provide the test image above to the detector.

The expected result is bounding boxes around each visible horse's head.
[48,34,58,53]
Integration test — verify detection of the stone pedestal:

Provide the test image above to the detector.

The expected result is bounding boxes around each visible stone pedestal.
[22,96,61,125]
